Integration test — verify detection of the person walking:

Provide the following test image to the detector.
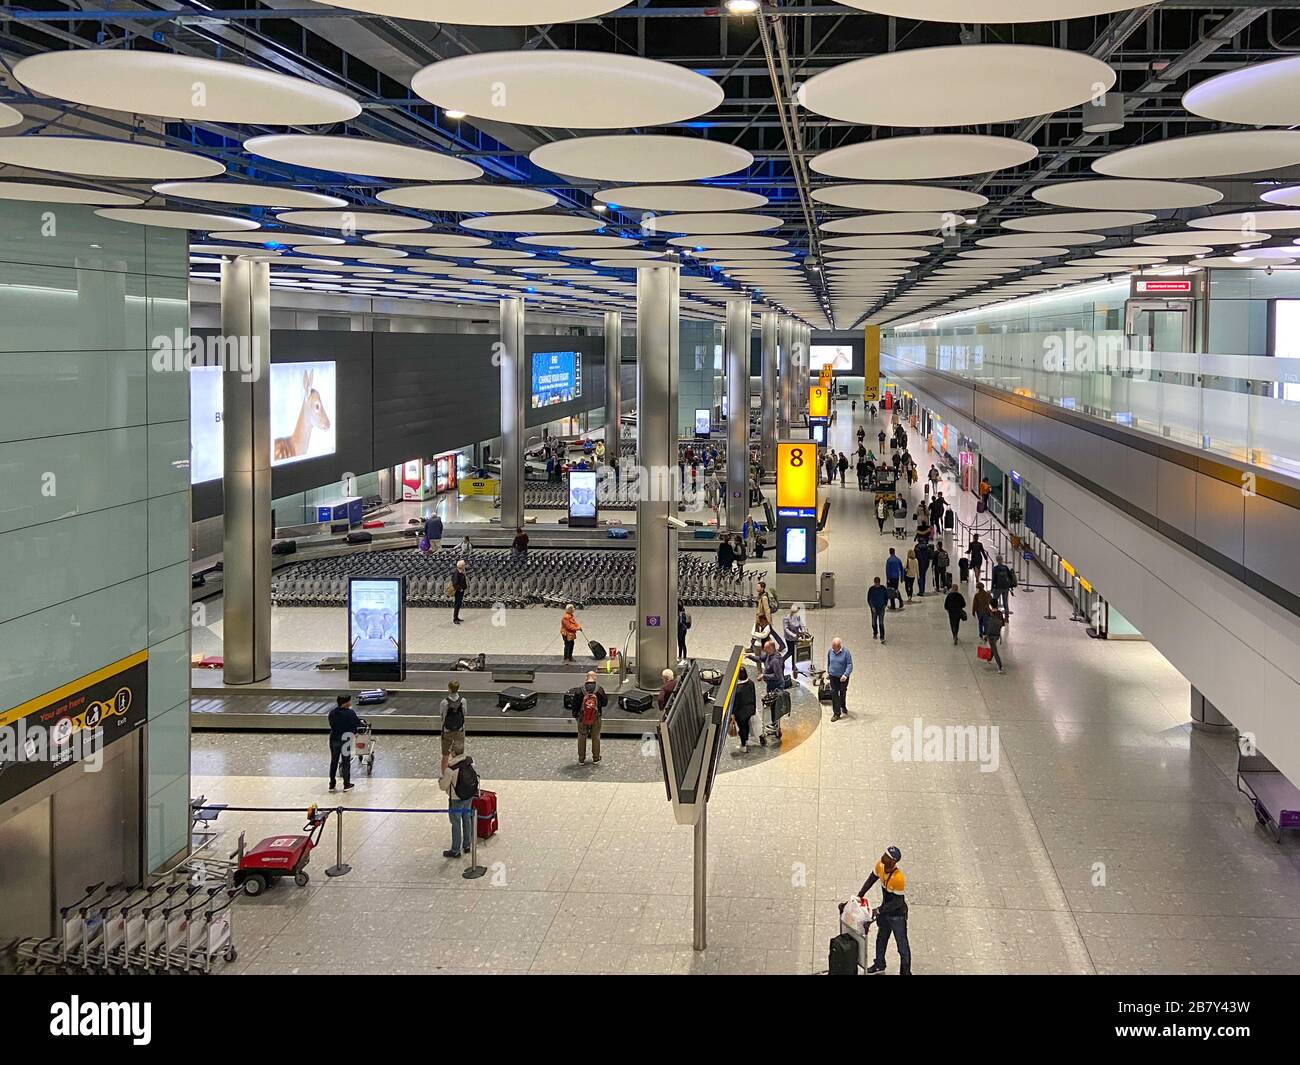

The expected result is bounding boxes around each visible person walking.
[944,586,967,645]
[928,491,945,530]
[327,693,360,793]
[732,667,757,753]
[572,671,608,765]
[867,577,889,643]
[422,511,444,552]
[560,604,582,663]
[892,496,907,539]
[972,581,993,640]
[885,548,905,610]
[451,559,468,624]
[782,603,808,676]
[967,534,987,580]
[757,639,785,746]
[934,544,951,591]
[991,555,1015,615]
[985,606,1006,674]
[677,600,691,660]
[754,580,774,633]
[733,533,747,577]
[438,680,468,773]
[861,846,911,976]
[904,548,918,601]
[856,453,869,491]
[915,537,933,597]
[717,534,735,577]
[876,496,888,535]
[826,637,853,721]
[928,464,940,497]
[437,751,479,858]
[456,534,473,560]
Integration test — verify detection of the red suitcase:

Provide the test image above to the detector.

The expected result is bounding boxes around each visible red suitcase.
[472,790,498,840]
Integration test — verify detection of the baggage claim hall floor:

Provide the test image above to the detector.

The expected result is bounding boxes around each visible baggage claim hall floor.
[194,412,1300,976]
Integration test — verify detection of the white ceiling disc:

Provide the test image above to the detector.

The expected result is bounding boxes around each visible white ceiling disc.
[276,210,432,232]
[1104,245,1210,257]
[245,134,481,181]
[152,181,346,209]
[1189,209,1300,233]
[457,248,535,258]
[949,257,1040,268]
[461,213,602,234]
[517,267,598,277]
[800,45,1113,128]
[590,258,664,268]
[1197,255,1297,268]
[298,245,408,259]
[258,255,343,268]
[407,264,500,277]
[811,183,987,212]
[824,248,925,260]
[1003,210,1153,232]
[95,207,259,231]
[666,234,787,249]
[473,257,536,266]
[812,135,1037,181]
[1184,56,1300,127]
[961,247,1066,259]
[0,102,22,127]
[191,244,283,257]
[0,180,142,205]
[642,213,783,235]
[825,258,919,269]
[595,185,766,211]
[0,136,223,179]
[1261,186,1300,208]
[563,248,663,260]
[693,248,794,260]
[1232,246,1298,260]
[517,234,637,248]
[531,135,752,182]
[311,263,391,273]
[1081,249,1167,260]
[210,230,344,246]
[1094,131,1300,179]
[377,184,556,212]
[15,51,358,124]
[1135,230,1268,247]
[821,212,953,234]
[822,234,942,249]
[362,232,490,248]
[411,51,721,128]
[1032,178,1221,211]
[1064,256,1164,268]
[978,231,1103,248]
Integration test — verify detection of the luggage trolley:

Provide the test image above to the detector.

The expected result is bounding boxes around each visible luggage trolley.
[352,718,377,776]
[837,898,877,973]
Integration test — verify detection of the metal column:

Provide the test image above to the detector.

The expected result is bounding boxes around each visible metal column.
[778,315,795,434]
[1191,687,1234,735]
[220,257,272,686]
[693,805,707,951]
[760,310,778,472]
[635,263,680,690]
[499,297,526,530]
[725,296,752,531]
[603,310,622,453]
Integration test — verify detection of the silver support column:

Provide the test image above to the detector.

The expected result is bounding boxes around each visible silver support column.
[693,805,707,951]
[1191,687,1235,735]
[725,296,752,531]
[603,310,622,451]
[760,310,778,472]
[499,297,526,530]
[220,257,272,686]
[635,263,680,690]
[778,315,795,434]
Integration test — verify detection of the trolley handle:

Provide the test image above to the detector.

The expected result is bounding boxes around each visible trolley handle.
[61,881,108,917]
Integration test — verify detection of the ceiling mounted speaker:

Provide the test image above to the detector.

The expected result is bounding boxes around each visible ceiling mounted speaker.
[1082,90,1125,134]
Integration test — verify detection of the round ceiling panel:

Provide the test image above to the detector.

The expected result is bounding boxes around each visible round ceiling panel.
[821,234,943,249]
[0,180,142,205]
[1093,131,1300,179]
[1032,178,1222,211]
[1188,209,1300,233]
[153,181,346,209]
[460,213,603,234]
[297,245,408,259]
[531,135,752,182]
[1183,56,1300,127]
[210,230,344,246]
[978,231,1104,248]
[0,136,223,179]
[1003,210,1153,232]
[0,102,22,127]
[14,51,359,124]
[362,232,490,248]
[411,50,721,128]
[666,234,788,249]
[1135,230,1269,247]
[800,45,1113,127]
[641,213,783,235]
[811,135,1037,180]
[377,185,556,212]
[595,185,766,211]
[811,183,987,212]
[276,210,432,232]
[270,0,625,28]
[245,134,482,181]
[516,234,637,248]
[94,207,258,231]
[820,212,954,234]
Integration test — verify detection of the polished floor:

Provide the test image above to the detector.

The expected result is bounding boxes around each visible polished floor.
[194,405,1300,975]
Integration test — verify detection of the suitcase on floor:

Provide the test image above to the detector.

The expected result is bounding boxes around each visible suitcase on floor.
[619,693,654,714]
[588,639,607,660]
[357,688,388,705]
[817,675,833,704]
[497,687,537,712]
[271,539,297,556]
[345,530,372,545]
[607,527,629,539]
[829,933,858,975]
[472,790,498,840]
[361,519,384,529]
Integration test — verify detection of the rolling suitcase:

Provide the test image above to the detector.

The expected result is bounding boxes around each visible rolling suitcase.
[472,790,498,840]
[497,687,537,712]
[345,530,372,545]
[619,693,654,714]
[588,639,607,660]
[829,933,858,975]
[356,688,387,705]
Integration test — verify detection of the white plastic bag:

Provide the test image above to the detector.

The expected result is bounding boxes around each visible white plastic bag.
[841,896,874,936]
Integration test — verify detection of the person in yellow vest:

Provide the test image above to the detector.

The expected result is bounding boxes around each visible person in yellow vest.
[860,846,910,975]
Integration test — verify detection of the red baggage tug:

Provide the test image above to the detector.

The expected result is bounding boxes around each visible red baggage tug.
[235,806,331,896]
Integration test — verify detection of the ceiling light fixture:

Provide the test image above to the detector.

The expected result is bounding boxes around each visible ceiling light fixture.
[1082,89,1125,134]
[726,0,759,12]
[443,108,466,119]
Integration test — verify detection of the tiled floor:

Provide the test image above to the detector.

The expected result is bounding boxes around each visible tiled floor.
[195,402,1300,975]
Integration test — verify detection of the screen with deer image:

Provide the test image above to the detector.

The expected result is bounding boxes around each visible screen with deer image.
[188,361,338,483]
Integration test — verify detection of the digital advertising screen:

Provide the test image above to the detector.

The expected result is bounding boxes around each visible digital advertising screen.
[188,361,338,483]
[1272,299,1300,358]
[810,344,854,372]
[568,468,598,528]
[348,576,405,681]
[530,351,582,409]
[694,408,711,438]
[785,526,809,566]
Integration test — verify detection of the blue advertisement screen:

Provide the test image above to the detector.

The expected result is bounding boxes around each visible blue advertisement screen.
[531,351,582,409]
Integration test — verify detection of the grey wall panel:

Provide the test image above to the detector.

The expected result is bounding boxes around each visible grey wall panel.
[1098,435,1158,514]
[1156,457,1197,540]
[1194,471,1246,568]
[1245,492,1300,601]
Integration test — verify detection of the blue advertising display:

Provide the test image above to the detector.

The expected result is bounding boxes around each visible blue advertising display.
[530,351,582,409]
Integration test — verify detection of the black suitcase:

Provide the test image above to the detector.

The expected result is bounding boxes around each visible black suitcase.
[818,676,833,703]
[346,530,372,545]
[829,933,858,975]
[619,693,654,714]
[356,688,387,705]
[497,687,537,712]
[588,639,607,660]
[271,539,297,556]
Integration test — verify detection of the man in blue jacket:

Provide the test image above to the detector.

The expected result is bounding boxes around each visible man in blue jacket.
[826,637,853,721]
[884,547,905,610]
[866,576,890,643]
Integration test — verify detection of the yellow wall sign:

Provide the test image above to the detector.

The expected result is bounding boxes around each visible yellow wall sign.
[863,324,881,402]
[808,385,829,419]
[459,478,500,497]
[776,441,818,515]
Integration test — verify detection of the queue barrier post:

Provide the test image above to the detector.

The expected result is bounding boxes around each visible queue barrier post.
[463,804,486,880]
[325,806,351,879]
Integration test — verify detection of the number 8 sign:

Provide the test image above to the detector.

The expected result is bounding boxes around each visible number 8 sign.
[777,441,818,515]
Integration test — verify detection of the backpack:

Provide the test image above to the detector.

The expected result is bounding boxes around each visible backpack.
[766,589,781,611]
[454,759,480,800]
[580,690,600,726]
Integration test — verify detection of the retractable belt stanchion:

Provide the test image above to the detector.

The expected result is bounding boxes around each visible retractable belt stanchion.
[464,805,486,880]
[325,808,350,878]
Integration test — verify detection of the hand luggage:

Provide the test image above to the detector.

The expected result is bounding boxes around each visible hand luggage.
[497,687,537,712]
[588,639,607,660]
[454,652,487,672]
[829,933,859,975]
[362,519,384,529]
[817,675,833,703]
[356,688,387,705]
[345,530,372,545]
[977,644,993,661]
[607,527,629,539]
[472,790,499,840]
[619,693,654,714]
[271,539,297,556]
